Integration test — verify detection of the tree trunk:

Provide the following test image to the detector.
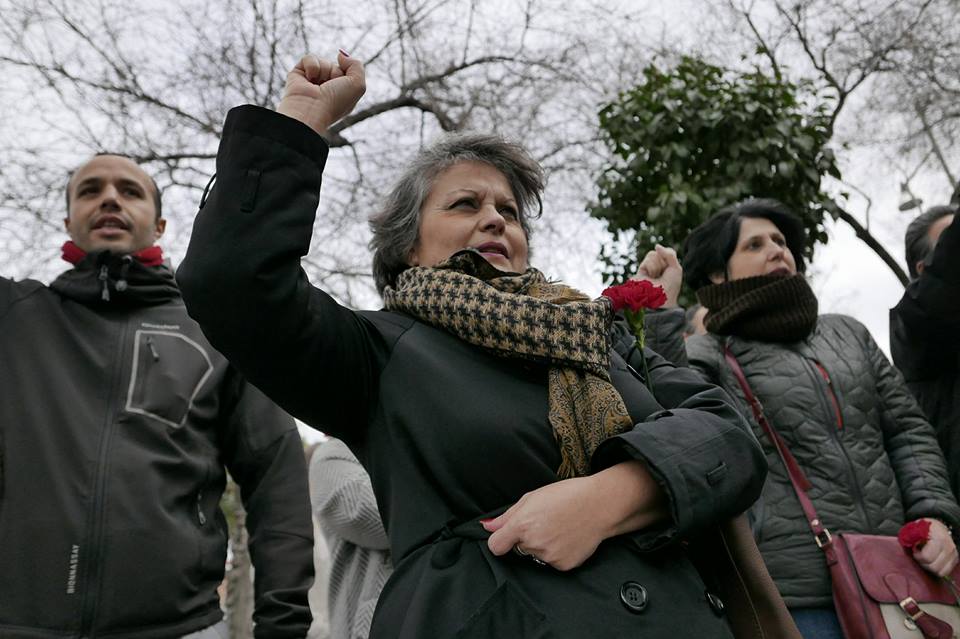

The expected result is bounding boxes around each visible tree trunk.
[225,481,254,639]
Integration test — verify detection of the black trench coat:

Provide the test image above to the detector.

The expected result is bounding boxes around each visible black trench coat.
[891,215,960,498]
[179,105,768,638]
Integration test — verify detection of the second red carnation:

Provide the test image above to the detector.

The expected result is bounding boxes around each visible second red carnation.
[897,519,931,551]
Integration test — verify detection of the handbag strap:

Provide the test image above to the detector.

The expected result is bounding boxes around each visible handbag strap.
[723,346,836,553]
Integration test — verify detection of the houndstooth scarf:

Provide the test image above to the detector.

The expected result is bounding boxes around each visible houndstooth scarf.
[382,250,634,478]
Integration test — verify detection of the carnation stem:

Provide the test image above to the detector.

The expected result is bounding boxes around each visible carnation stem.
[626,309,654,394]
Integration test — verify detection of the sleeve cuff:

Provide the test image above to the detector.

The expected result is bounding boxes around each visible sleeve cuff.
[224,105,330,170]
[592,408,765,550]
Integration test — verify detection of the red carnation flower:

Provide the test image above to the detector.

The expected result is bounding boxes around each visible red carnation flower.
[600,279,666,393]
[898,519,931,551]
[601,279,667,313]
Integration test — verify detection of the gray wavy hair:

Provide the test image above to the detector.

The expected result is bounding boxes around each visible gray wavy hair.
[369,132,545,295]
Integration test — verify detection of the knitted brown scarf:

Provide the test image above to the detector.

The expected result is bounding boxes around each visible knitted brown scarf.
[382,250,633,479]
[697,274,819,342]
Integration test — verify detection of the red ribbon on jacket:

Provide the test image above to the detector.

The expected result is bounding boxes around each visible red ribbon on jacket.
[61,241,164,267]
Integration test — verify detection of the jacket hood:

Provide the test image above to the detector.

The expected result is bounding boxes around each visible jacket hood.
[50,249,180,306]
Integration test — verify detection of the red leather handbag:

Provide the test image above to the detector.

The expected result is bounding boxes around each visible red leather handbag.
[725,347,960,639]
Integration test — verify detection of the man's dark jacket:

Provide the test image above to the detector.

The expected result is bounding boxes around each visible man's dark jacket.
[0,252,314,638]
[891,215,960,497]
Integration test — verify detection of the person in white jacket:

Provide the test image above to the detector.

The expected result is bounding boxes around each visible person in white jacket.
[310,439,393,639]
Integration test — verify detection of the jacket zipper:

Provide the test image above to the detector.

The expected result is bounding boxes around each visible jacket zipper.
[815,362,844,430]
[98,265,110,301]
[803,358,872,530]
[196,479,207,527]
[196,464,212,527]
[146,336,160,362]
[78,316,130,636]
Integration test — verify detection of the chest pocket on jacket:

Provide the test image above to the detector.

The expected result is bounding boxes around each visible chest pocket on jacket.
[125,330,214,428]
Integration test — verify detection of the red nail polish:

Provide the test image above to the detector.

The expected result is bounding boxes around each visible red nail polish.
[479,518,493,525]
[338,48,350,58]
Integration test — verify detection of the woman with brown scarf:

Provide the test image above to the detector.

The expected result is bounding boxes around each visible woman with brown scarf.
[179,54,789,638]
[644,199,960,639]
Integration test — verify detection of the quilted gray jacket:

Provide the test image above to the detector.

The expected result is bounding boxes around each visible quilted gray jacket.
[680,313,960,608]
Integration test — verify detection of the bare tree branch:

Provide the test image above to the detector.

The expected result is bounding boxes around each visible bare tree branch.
[916,102,957,187]
[0,56,221,135]
[836,207,908,285]
[0,0,651,293]
[731,0,783,81]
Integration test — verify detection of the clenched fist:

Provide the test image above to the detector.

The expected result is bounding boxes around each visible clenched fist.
[277,51,366,137]
[633,244,682,308]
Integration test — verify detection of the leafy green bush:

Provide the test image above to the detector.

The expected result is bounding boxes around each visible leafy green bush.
[592,56,841,288]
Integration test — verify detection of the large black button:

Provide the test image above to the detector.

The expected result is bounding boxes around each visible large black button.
[706,591,725,616]
[620,581,648,613]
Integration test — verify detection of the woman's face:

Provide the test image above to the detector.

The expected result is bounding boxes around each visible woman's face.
[409,161,529,273]
[710,216,797,283]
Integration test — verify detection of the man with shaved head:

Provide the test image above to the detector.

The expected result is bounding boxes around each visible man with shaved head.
[0,154,314,638]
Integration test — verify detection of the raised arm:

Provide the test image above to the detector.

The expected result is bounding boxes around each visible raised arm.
[178,55,384,439]
[632,244,689,366]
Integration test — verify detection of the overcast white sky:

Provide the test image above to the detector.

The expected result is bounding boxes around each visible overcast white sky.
[3,0,950,367]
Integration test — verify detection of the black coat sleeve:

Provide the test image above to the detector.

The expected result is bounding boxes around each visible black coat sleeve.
[0,276,13,314]
[591,319,767,549]
[220,374,315,638]
[641,307,689,367]
[891,215,960,381]
[178,105,393,443]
